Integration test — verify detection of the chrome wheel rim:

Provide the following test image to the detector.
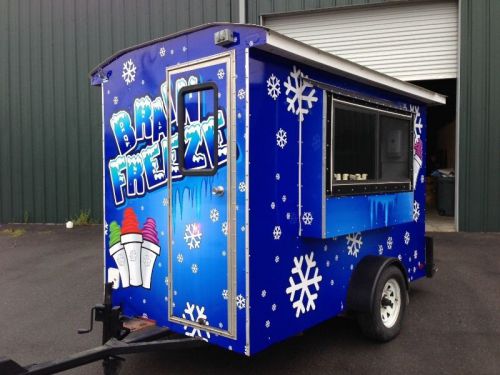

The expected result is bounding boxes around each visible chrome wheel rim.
[380,278,401,328]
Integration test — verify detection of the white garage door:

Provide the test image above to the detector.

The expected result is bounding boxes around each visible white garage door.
[262,1,458,81]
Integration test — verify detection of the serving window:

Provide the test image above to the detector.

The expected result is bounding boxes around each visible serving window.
[326,93,413,196]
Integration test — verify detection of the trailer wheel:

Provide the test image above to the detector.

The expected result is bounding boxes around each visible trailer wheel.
[356,265,407,341]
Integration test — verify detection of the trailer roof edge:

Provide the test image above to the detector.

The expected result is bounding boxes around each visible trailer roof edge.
[89,22,446,105]
[89,22,254,80]
[262,30,447,105]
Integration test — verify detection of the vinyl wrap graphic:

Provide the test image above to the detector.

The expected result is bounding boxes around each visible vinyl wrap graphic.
[93,24,428,356]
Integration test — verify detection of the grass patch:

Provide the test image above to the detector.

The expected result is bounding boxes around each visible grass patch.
[1,228,26,237]
[72,209,94,225]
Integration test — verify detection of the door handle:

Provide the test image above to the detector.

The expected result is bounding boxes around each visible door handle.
[212,186,225,196]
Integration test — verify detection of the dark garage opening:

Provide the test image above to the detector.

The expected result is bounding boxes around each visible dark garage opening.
[412,79,457,232]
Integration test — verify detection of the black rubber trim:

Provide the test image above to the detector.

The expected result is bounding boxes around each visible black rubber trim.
[177,82,219,176]
[347,255,408,314]
[305,76,413,115]
[331,182,411,196]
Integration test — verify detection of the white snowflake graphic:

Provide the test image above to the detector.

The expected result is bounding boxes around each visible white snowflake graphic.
[387,236,394,250]
[411,105,423,138]
[267,74,281,100]
[273,226,282,240]
[221,221,228,236]
[261,290,267,298]
[282,195,287,202]
[238,181,246,192]
[284,65,318,121]
[275,255,280,263]
[421,174,425,184]
[276,128,287,149]
[378,245,384,255]
[177,253,184,263]
[236,294,246,310]
[237,89,246,100]
[270,202,276,210]
[404,231,411,245]
[217,68,225,80]
[286,212,291,220]
[182,302,210,341]
[162,197,168,207]
[222,289,228,300]
[184,223,202,249]
[265,320,271,328]
[191,264,198,274]
[113,96,119,105]
[159,47,166,57]
[275,173,280,181]
[346,232,363,258]
[302,212,313,225]
[271,304,277,311]
[413,201,420,222]
[209,208,219,222]
[286,251,323,318]
[182,46,187,52]
[122,59,136,85]
[414,249,418,259]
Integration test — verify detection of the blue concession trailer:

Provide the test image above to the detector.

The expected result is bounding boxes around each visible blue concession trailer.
[91,23,445,356]
[0,23,445,375]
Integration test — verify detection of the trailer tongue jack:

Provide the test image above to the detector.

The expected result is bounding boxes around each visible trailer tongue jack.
[0,283,202,375]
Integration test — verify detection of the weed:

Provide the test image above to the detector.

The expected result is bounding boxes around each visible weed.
[72,209,94,225]
[1,228,26,237]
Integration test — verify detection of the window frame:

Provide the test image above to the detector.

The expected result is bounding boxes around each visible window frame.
[177,82,219,176]
[326,92,414,196]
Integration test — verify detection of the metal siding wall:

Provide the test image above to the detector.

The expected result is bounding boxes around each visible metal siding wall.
[246,0,387,24]
[459,0,500,232]
[0,0,238,223]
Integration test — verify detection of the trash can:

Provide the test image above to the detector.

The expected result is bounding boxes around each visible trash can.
[437,176,455,216]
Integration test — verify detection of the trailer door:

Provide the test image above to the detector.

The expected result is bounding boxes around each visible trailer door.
[167,53,236,338]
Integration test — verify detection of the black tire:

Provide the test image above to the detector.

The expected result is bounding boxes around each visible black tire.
[356,265,408,342]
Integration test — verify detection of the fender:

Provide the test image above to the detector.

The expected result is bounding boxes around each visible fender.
[347,255,409,314]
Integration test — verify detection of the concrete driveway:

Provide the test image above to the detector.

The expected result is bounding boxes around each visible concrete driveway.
[0,225,499,374]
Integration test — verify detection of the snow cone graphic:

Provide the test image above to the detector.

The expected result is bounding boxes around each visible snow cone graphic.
[413,138,423,187]
[141,218,161,289]
[121,208,143,286]
[108,221,130,288]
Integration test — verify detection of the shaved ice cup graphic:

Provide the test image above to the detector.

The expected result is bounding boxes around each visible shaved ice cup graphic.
[108,221,130,288]
[121,208,143,286]
[413,138,423,187]
[141,218,160,289]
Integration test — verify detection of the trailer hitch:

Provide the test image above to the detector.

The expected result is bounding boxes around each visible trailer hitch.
[0,282,202,375]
